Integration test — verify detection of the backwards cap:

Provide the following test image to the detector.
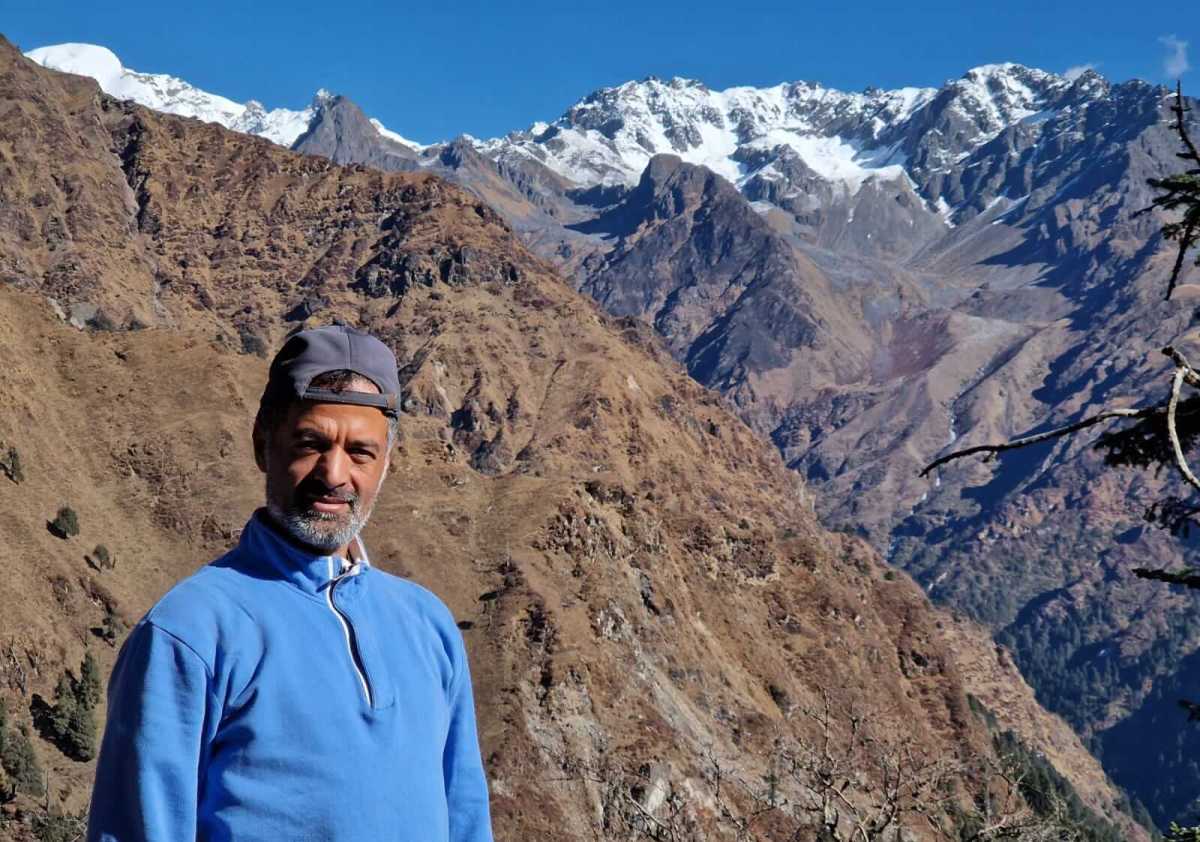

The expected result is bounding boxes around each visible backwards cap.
[261,325,400,417]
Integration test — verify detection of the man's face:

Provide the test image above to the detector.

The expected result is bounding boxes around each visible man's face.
[255,398,391,556]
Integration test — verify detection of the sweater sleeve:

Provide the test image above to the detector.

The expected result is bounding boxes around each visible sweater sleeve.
[87,619,217,842]
[443,633,493,842]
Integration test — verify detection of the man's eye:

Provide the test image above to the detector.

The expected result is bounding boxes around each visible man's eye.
[350,449,376,462]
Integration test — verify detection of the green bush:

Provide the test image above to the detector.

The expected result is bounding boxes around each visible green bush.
[48,507,79,540]
[79,653,102,709]
[41,657,99,762]
[1167,823,1200,842]
[0,700,45,798]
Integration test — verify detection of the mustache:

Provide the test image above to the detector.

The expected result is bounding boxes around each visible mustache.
[296,480,358,505]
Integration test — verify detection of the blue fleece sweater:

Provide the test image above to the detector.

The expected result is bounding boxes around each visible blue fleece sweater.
[87,510,493,842]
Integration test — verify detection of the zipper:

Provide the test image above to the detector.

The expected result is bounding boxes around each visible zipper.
[324,557,372,706]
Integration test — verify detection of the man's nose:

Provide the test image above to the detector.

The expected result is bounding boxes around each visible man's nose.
[313,446,351,488]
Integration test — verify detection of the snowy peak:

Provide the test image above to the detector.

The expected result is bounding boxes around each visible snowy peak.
[27,42,252,131]
[941,63,1069,133]
[22,43,413,149]
[479,74,940,190]
[475,60,1116,220]
[25,43,126,91]
[23,43,1117,220]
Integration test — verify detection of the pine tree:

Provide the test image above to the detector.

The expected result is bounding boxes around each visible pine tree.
[64,700,96,762]
[79,652,102,710]
[0,701,45,798]
[48,673,75,739]
[44,659,99,762]
[6,724,45,797]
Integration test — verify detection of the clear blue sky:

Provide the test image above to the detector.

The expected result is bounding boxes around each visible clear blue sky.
[3,0,1195,144]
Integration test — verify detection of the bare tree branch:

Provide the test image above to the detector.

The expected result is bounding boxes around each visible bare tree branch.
[1168,365,1200,492]
[919,403,1165,477]
[922,346,1200,485]
[1164,345,1200,385]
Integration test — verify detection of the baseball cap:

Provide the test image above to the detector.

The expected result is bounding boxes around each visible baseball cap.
[261,325,400,417]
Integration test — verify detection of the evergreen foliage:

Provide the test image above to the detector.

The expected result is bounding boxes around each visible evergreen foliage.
[40,656,99,762]
[992,730,1127,842]
[1139,82,1200,301]
[31,810,87,842]
[1168,821,1200,842]
[79,652,103,709]
[48,506,79,540]
[967,695,1137,842]
[0,700,45,798]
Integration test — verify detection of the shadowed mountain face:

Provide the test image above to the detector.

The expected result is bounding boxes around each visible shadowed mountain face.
[291,94,420,170]
[269,69,1200,825]
[0,37,1152,841]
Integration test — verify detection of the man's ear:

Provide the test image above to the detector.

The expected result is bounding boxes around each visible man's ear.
[252,417,268,473]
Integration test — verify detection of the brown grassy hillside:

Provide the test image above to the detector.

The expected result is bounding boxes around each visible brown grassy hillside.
[0,36,1145,841]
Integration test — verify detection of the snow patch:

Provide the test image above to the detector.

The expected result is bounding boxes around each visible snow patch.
[935,196,957,227]
[369,119,427,150]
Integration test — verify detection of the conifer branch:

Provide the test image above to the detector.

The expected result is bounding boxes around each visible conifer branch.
[1170,81,1200,169]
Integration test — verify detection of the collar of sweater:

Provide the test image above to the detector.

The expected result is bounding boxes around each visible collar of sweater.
[238,508,372,598]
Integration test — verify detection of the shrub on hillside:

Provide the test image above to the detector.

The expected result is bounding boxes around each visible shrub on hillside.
[89,544,115,571]
[0,700,45,799]
[0,447,22,483]
[86,544,116,572]
[95,608,126,646]
[78,653,102,710]
[48,507,79,540]
[36,656,99,762]
[31,810,86,842]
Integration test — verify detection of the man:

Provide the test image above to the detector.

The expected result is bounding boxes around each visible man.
[87,325,493,842]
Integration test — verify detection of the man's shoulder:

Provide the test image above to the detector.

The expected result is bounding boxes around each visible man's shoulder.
[142,551,260,659]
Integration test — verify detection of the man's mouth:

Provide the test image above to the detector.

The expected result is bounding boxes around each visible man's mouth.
[299,491,357,515]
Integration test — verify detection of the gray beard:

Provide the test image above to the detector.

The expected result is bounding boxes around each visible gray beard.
[264,468,384,554]
[266,498,371,553]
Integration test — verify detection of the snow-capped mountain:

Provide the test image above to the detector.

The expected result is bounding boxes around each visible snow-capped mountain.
[475,64,1085,205]
[22,43,425,149]
[27,42,1092,214]
[478,75,935,189]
